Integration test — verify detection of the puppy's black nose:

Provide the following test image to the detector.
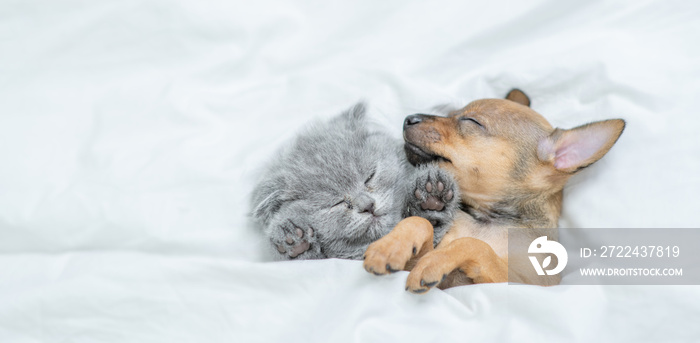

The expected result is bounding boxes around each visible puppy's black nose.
[404,114,424,128]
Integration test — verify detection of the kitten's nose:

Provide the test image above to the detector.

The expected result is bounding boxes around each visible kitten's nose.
[354,194,376,215]
[362,202,375,215]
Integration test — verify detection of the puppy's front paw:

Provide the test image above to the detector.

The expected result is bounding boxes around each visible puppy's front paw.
[363,234,417,276]
[270,220,320,259]
[405,249,454,294]
[363,216,435,276]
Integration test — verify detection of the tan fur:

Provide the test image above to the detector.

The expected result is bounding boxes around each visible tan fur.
[505,88,531,107]
[364,89,625,292]
[363,216,435,274]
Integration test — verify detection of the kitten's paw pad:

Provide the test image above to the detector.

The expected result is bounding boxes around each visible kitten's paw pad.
[414,172,455,212]
[273,222,315,259]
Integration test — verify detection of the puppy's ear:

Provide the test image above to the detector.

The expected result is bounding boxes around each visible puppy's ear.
[537,119,625,173]
[505,89,531,107]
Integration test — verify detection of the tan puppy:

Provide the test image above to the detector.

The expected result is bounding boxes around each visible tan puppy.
[363,90,625,292]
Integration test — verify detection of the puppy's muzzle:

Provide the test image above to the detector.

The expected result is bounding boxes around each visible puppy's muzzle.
[404,114,430,129]
[403,113,447,166]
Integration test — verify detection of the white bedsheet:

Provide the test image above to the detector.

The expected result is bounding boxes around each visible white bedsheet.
[1,0,699,342]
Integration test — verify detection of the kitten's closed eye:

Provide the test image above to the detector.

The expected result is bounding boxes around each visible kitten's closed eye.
[332,198,352,209]
[364,171,376,186]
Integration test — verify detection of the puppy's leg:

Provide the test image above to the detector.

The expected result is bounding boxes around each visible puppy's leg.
[406,164,459,245]
[405,237,508,293]
[363,216,434,275]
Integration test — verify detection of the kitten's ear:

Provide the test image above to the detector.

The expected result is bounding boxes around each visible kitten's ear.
[251,177,286,225]
[336,102,367,129]
[537,119,625,173]
[344,102,367,120]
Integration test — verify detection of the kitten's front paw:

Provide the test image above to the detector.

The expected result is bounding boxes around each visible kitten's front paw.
[407,166,459,245]
[271,221,320,259]
[410,168,456,215]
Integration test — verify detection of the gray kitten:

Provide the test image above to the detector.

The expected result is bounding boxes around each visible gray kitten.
[250,104,459,260]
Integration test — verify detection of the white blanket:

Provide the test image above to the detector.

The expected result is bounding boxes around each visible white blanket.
[1,0,699,342]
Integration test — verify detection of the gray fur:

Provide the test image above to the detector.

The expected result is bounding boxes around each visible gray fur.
[250,103,459,260]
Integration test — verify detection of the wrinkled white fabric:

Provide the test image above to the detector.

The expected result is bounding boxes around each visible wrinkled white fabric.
[1,0,699,342]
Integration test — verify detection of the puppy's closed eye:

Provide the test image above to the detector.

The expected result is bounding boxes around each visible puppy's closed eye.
[459,116,484,128]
